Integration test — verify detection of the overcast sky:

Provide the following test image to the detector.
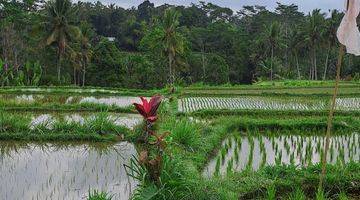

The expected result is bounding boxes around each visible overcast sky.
[84,0,345,13]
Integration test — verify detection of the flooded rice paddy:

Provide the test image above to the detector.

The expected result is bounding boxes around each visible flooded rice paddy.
[0,141,137,200]
[203,133,360,177]
[179,97,360,112]
[0,94,145,108]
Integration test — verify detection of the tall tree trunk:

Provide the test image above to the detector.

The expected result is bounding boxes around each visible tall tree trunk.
[314,47,318,80]
[295,53,301,80]
[309,53,313,80]
[202,45,206,82]
[73,66,76,85]
[168,54,173,86]
[57,52,62,83]
[82,60,86,87]
[323,43,331,80]
[270,46,274,81]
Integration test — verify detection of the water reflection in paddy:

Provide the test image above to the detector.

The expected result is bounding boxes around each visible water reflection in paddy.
[0,141,137,200]
[0,94,146,107]
[204,133,360,178]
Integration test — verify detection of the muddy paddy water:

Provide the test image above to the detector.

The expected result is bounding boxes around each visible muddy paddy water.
[0,141,137,200]
[0,94,145,107]
[204,133,360,177]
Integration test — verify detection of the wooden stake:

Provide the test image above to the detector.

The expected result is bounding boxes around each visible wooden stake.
[319,0,349,191]
[319,46,345,190]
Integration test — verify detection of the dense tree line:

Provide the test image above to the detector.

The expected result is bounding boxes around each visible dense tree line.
[0,0,359,88]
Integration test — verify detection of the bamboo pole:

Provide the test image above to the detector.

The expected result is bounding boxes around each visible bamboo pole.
[319,0,349,190]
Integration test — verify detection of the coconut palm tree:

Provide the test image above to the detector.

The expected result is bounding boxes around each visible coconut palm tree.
[79,21,94,87]
[322,10,342,80]
[161,8,185,88]
[304,9,325,80]
[288,26,305,79]
[44,0,80,82]
[261,21,283,81]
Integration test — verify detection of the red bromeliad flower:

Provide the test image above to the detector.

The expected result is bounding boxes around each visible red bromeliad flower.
[133,95,162,122]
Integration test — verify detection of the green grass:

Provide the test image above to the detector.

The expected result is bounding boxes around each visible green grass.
[187,80,360,89]
[160,117,202,151]
[182,81,360,97]
[182,86,360,97]
[0,96,136,113]
[0,112,134,142]
[88,190,113,200]
[0,85,358,199]
[197,163,360,200]
[0,85,167,97]
[181,109,360,118]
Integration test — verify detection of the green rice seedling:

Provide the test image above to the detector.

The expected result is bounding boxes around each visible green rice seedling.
[315,189,327,200]
[340,148,346,165]
[214,156,221,177]
[221,148,226,164]
[249,137,254,149]
[228,137,233,148]
[316,140,321,153]
[266,184,276,200]
[88,190,113,200]
[261,151,267,168]
[246,143,254,170]
[259,140,265,154]
[234,147,239,164]
[285,141,290,155]
[237,136,242,149]
[288,188,306,200]
[275,151,282,165]
[271,138,276,149]
[224,143,229,153]
[338,192,349,200]
[226,158,233,175]
[275,143,279,154]
[290,152,295,166]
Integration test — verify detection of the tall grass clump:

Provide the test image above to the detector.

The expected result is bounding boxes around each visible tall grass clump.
[160,117,202,151]
[84,112,125,135]
[0,112,30,132]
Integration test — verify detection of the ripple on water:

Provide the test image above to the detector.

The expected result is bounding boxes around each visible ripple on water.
[0,142,137,200]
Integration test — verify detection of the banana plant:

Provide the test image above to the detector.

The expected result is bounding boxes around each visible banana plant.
[0,60,11,86]
[0,59,42,86]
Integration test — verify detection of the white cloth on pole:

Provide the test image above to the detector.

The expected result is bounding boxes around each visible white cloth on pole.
[337,0,360,56]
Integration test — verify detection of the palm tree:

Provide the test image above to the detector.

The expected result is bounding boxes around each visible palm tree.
[288,27,305,79]
[44,0,80,82]
[304,9,325,80]
[161,8,185,88]
[79,21,94,87]
[322,10,342,80]
[261,21,283,81]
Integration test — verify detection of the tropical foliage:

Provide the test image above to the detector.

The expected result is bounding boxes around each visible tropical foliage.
[0,1,358,88]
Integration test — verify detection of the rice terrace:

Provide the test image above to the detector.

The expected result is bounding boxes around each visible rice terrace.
[0,0,360,200]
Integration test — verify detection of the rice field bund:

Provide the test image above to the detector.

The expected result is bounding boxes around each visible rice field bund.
[0,82,359,200]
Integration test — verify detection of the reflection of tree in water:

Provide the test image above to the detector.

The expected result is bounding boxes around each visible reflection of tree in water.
[0,141,132,159]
